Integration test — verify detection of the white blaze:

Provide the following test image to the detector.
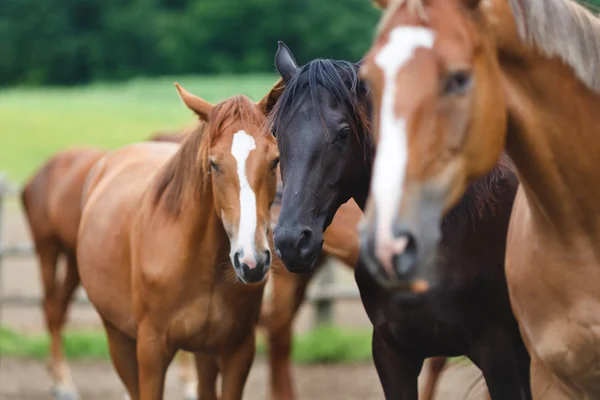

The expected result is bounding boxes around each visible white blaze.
[371,26,435,272]
[231,130,258,268]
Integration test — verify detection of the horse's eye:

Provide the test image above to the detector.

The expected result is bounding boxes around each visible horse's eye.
[210,161,219,172]
[443,71,472,95]
[334,127,351,142]
[270,157,280,170]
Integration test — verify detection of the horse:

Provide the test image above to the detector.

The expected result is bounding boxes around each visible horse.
[21,133,219,400]
[361,0,600,398]
[147,127,365,400]
[75,83,281,400]
[270,41,530,399]
[21,147,106,399]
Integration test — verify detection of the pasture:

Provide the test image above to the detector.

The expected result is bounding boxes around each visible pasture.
[0,74,278,183]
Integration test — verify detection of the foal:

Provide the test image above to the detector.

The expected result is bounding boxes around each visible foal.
[76,84,280,399]
[271,42,530,399]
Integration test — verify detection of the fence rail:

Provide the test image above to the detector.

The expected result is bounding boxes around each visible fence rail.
[0,175,360,325]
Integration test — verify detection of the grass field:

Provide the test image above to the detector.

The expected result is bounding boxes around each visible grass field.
[0,325,374,364]
[0,74,279,183]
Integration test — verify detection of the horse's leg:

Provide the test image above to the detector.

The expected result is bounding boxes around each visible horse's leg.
[263,267,313,400]
[469,331,531,400]
[49,252,81,399]
[178,352,199,400]
[420,356,447,400]
[137,321,175,400]
[194,352,219,400]
[37,240,77,400]
[219,332,255,400]
[372,329,423,399]
[103,320,140,400]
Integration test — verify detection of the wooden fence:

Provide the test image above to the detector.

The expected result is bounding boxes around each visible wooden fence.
[0,174,360,326]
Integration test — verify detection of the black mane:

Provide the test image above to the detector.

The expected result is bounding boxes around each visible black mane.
[269,58,372,158]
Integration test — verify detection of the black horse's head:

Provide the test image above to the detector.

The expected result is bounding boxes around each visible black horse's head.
[271,42,372,273]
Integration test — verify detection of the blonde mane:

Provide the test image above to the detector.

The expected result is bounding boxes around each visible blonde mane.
[509,0,600,92]
[377,0,600,93]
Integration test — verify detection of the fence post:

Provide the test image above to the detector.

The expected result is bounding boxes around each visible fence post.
[0,174,5,311]
[314,259,335,327]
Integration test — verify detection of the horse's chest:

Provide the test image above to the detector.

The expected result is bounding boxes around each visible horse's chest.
[166,291,259,352]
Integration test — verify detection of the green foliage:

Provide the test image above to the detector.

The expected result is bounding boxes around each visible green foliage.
[0,74,278,182]
[0,0,380,85]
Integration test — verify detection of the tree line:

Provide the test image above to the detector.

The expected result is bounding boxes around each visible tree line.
[0,0,381,85]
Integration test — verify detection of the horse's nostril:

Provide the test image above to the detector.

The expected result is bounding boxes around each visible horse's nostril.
[264,249,271,267]
[296,227,315,259]
[394,233,418,276]
[233,250,242,269]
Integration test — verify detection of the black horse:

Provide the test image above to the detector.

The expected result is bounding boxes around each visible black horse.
[270,42,531,400]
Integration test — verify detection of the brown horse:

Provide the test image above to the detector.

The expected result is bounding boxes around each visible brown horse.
[21,132,204,399]
[76,83,281,400]
[21,148,105,399]
[361,0,600,398]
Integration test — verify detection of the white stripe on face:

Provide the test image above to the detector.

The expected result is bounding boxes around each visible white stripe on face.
[371,26,435,273]
[231,130,258,268]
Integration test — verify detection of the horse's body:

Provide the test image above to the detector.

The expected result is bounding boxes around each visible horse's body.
[270,45,530,399]
[21,147,105,398]
[363,0,600,397]
[77,87,280,399]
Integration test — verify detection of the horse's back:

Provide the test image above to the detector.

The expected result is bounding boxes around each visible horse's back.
[78,142,178,336]
[21,147,105,249]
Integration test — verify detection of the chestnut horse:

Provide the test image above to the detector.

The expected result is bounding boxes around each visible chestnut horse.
[361,0,600,398]
[76,84,281,399]
[21,132,206,399]
[270,42,529,399]
[148,129,364,400]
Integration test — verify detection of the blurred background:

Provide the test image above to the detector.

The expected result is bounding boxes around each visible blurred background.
[0,0,381,182]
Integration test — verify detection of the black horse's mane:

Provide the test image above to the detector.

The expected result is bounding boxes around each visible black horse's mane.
[269,58,373,160]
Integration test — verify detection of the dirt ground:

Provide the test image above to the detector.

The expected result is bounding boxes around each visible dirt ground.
[0,357,490,400]
[0,202,491,399]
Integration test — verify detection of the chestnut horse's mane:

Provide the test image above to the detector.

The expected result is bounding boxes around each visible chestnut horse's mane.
[508,0,600,92]
[268,58,373,161]
[154,95,265,216]
[379,0,600,92]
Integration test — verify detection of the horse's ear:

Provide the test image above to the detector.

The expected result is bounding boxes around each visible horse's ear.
[174,83,214,121]
[275,41,300,83]
[258,78,285,115]
[373,0,391,9]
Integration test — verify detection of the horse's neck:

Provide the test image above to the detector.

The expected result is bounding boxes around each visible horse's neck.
[503,57,600,236]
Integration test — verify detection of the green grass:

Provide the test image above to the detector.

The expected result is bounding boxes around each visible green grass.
[0,325,373,364]
[0,74,279,183]
[0,326,110,360]
[0,325,470,366]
